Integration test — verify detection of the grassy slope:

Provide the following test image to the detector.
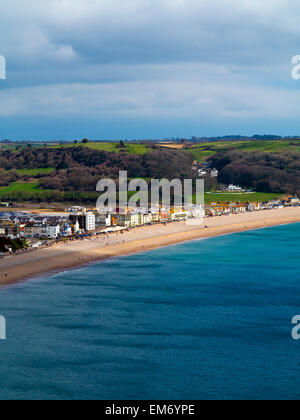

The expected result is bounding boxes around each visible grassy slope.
[0,179,103,199]
[0,142,151,155]
[0,183,283,204]
[0,181,41,193]
[16,168,55,176]
[0,143,150,200]
[48,142,150,154]
[0,181,58,198]
[188,139,300,160]
[204,192,282,204]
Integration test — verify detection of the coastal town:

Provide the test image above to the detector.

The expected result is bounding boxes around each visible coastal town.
[0,195,299,256]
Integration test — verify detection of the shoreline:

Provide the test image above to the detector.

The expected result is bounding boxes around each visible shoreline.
[1,207,300,286]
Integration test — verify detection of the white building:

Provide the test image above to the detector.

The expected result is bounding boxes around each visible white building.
[72,219,81,234]
[248,203,261,212]
[46,224,60,239]
[69,212,95,232]
[85,212,96,231]
[116,213,144,227]
[143,213,153,224]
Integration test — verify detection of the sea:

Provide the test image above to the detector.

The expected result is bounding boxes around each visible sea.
[0,223,300,400]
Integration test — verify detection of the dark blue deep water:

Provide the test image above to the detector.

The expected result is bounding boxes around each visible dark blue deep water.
[1,223,300,400]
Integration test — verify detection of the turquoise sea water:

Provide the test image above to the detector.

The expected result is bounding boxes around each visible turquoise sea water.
[0,223,300,400]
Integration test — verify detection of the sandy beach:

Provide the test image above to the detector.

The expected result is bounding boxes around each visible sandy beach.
[1,206,300,286]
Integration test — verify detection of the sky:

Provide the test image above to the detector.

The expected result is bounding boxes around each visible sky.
[1,0,300,140]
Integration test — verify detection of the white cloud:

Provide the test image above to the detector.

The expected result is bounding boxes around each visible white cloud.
[2,0,300,67]
[0,77,299,122]
[1,0,300,133]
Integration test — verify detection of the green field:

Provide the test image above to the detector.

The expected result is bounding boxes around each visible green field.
[16,168,55,176]
[204,192,282,204]
[48,142,150,155]
[0,180,283,205]
[0,181,58,199]
[0,181,42,194]
[188,139,300,160]
[4,139,300,159]
[0,144,19,151]
[85,142,150,154]
[0,141,152,155]
[0,181,99,202]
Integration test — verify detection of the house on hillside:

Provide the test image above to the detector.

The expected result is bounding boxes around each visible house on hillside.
[198,169,207,177]
[210,169,219,178]
[227,184,243,192]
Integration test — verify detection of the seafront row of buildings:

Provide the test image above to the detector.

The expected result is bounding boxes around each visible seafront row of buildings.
[206,198,299,216]
[0,205,200,243]
[0,197,299,253]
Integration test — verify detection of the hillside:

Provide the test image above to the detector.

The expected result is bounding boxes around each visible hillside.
[0,141,153,154]
[208,150,300,196]
[0,139,299,203]
[0,146,194,202]
[183,139,300,160]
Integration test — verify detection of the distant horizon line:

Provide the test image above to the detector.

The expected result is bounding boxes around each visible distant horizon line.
[1,135,300,144]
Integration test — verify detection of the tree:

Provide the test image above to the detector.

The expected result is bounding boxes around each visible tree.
[56,156,69,171]
[82,138,88,144]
